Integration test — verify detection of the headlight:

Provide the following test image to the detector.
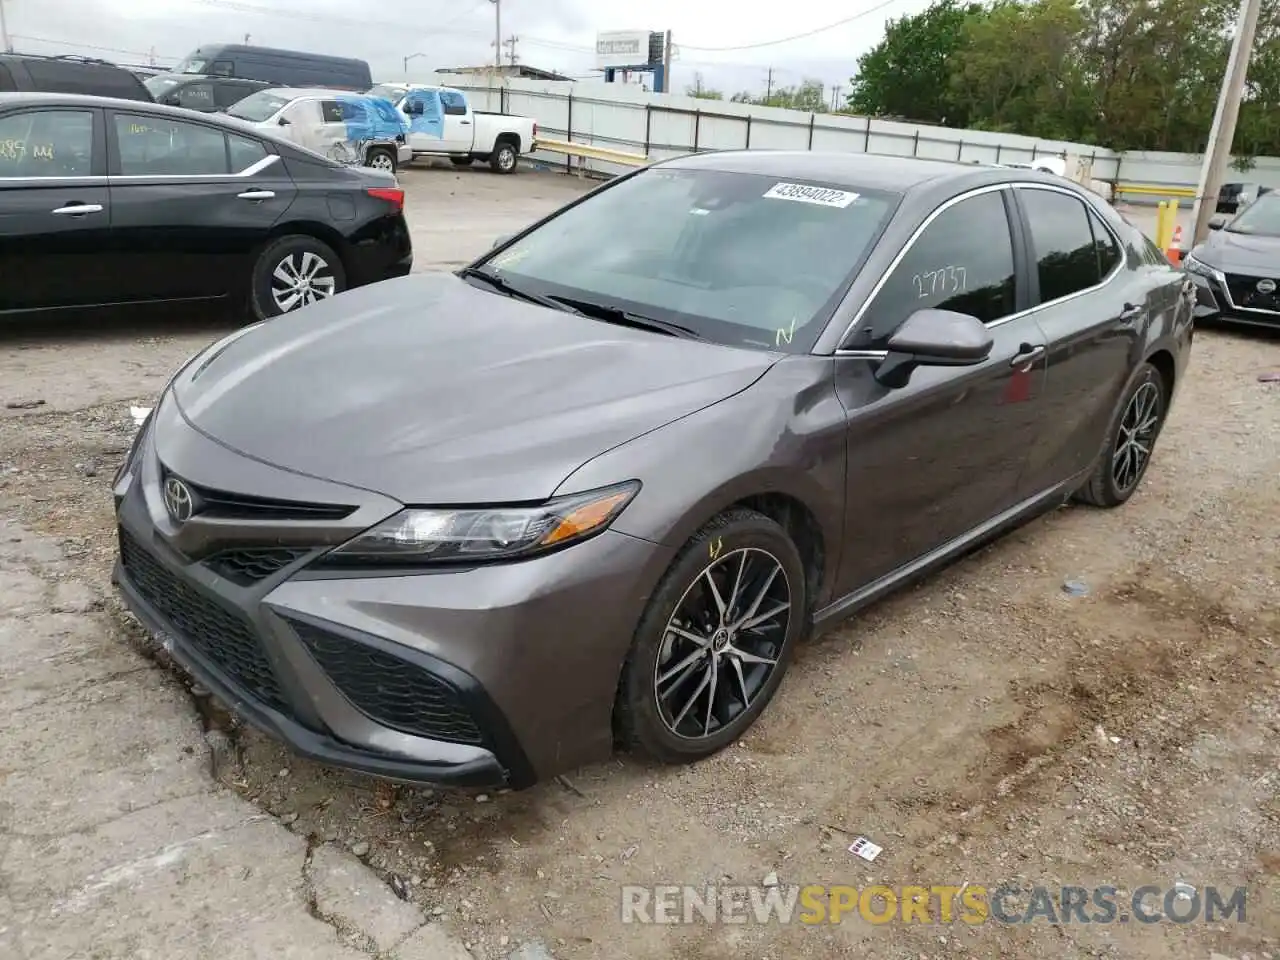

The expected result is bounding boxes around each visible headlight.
[1184,255,1224,282]
[323,481,641,566]
[112,407,155,487]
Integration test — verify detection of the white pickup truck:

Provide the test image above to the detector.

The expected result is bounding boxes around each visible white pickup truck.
[368,83,537,174]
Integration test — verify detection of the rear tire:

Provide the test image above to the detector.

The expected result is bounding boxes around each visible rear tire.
[249,235,346,321]
[451,156,475,167]
[615,509,807,765]
[489,140,518,174]
[1073,362,1168,507]
[365,146,397,174]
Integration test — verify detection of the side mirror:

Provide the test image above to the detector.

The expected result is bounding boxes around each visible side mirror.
[404,100,424,116]
[1208,216,1227,231]
[875,309,994,388]
[491,234,513,250]
[277,116,290,126]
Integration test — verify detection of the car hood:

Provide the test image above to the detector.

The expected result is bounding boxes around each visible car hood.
[1193,230,1280,273]
[172,273,779,504]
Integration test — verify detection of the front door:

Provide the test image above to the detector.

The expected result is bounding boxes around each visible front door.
[0,106,115,313]
[832,186,1050,594]
[438,89,473,154]
[106,110,295,303]
[403,89,444,153]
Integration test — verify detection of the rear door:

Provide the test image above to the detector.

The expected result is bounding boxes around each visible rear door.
[318,99,354,161]
[171,80,216,112]
[1011,184,1147,494]
[106,109,296,303]
[438,89,473,153]
[0,105,114,313]
[213,80,261,112]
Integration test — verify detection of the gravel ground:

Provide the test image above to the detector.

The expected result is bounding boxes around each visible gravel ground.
[1,166,1278,960]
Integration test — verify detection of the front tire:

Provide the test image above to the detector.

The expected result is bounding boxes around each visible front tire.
[616,509,807,764]
[489,141,518,174]
[1073,362,1168,507]
[249,235,346,321]
[365,146,397,174]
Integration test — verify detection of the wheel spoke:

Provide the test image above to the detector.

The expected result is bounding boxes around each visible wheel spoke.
[738,600,791,633]
[299,252,322,280]
[732,564,781,629]
[672,666,712,730]
[667,625,710,647]
[703,657,719,736]
[274,289,302,312]
[658,647,705,689]
[703,568,727,621]
[273,259,299,284]
[729,655,750,708]
[727,646,777,667]
[725,552,748,621]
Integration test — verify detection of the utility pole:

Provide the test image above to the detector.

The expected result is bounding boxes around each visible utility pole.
[1192,0,1262,246]
[503,35,519,67]
[1,0,13,53]
[765,67,774,100]
[243,33,251,45]
[489,0,501,69]
[830,85,841,111]
[662,29,672,94]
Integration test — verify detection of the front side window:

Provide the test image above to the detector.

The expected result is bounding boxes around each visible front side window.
[855,190,1016,347]
[211,60,234,77]
[176,56,209,75]
[1021,188,1102,304]
[482,168,898,352]
[0,109,94,177]
[114,114,228,176]
[227,91,290,123]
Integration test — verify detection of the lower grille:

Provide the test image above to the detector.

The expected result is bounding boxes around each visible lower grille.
[119,530,289,712]
[290,620,484,745]
[1225,273,1280,313]
[204,547,313,586]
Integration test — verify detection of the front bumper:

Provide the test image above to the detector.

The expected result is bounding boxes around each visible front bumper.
[112,400,673,787]
[397,142,414,166]
[1186,263,1280,328]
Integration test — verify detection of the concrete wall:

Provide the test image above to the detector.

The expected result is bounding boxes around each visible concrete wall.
[438,74,1269,199]
[438,73,1123,181]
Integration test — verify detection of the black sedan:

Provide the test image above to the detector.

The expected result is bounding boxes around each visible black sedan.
[0,92,412,320]
[1185,191,1280,329]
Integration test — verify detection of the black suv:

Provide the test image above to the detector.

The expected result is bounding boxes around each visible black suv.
[0,54,153,101]
[144,74,270,113]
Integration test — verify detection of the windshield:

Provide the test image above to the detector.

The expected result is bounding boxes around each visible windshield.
[144,75,185,95]
[1227,193,1280,236]
[478,167,898,352]
[175,56,210,75]
[367,84,407,101]
[228,91,290,122]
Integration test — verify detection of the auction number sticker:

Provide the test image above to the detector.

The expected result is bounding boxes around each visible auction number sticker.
[763,182,859,207]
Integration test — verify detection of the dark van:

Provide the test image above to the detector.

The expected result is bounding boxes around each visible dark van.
[144,73,270,113]
[0,54,152,101]
[172,45,372,91]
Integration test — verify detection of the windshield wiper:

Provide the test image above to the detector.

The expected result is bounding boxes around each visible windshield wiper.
[458,267,580,314]
[544,294,705,340]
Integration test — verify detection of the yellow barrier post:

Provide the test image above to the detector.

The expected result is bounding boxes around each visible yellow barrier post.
[1155,201,1171,250]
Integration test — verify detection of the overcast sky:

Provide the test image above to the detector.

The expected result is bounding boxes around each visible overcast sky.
[2,0,936,97]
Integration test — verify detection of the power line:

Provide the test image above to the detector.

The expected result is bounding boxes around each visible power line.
[678,0,905,51]
[9,32,179,61]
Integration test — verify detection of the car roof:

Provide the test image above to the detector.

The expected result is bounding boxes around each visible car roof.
[0,91,296,138]
[661,150,1050,195]
[256,87,370,100]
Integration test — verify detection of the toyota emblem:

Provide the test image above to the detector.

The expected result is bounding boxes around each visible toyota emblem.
[163,476,194,523]
[1257,278,1276,294]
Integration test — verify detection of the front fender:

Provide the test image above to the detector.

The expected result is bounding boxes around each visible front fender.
[553,356,848,607]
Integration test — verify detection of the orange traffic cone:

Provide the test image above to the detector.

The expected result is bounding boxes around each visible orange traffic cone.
[1166,225,1183,266]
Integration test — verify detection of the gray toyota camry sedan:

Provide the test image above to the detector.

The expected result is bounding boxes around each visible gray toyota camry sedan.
[113,150,1195,789]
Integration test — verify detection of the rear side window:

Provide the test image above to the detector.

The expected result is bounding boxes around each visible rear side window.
[439,90,467,116]
[858,190,1016,346]
[1088,208,1122,277]
[1020,188,1104,304]
[212,60,234,77]
[0,64,15,92]
[227,132,268,173]
[320,101,344,123]
[22,58,148,100]
[174,82,215,110]
[214,81,256,110]
[114,114,228,176]
[0,109,95,177]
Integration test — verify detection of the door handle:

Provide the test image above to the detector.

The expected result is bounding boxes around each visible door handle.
[237,190,275,201]
[459,120,471,125]
[1119,302,1144,321]
[1010,343,1046,368]
[51,203,104,216]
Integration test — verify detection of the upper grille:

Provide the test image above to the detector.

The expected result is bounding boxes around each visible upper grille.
[1225,273,1280,314]
[204,547,313,586]
[160,466,356,521]
[290,620,484,745]
[119,529,289,712]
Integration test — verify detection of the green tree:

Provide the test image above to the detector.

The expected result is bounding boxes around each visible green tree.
[733,79,829,111]
[846,0,985,124]
[685,73,724,100]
